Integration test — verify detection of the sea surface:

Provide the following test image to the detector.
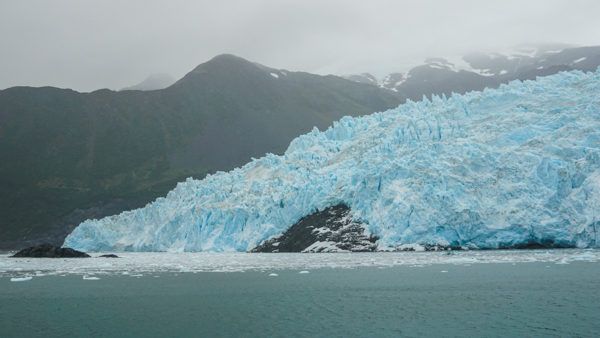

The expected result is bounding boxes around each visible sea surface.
[1,250,599,337]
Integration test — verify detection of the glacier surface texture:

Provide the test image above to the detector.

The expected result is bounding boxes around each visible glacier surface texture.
[65,69,600,252]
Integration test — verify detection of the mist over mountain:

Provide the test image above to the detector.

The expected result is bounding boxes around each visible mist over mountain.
[120,73,176,91]
[344,45,600,99]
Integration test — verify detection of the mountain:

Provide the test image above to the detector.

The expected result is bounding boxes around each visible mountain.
[344,45,600,100]
[120,73,176,91]
[65,69,600,252]
[0,54,403,250]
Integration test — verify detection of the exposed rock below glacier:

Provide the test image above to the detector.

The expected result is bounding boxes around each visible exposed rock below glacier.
[64,69,600,252]
[251,204,377,253]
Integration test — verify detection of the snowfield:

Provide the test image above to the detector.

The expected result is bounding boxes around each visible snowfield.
[65,69,600,252]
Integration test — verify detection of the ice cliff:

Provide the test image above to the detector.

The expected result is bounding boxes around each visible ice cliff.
[64,69,600,252]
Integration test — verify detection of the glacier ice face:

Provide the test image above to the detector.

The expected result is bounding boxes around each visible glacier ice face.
[64,69,600,252]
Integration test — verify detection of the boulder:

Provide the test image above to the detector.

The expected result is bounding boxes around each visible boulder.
[11,244,90,258]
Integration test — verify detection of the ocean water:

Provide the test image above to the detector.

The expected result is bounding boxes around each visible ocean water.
[1,250,599,337]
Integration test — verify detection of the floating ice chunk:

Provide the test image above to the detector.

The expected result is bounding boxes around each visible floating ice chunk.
[10,276,32,282]
[270,72,279,78]
[1,250,600,277]
[82,276,100,280]
[298,270,310,274]
[268,273,278,277]
[571,251,597,261]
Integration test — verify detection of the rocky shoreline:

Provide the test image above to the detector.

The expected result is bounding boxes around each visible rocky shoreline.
[11,244,90,258]
[10,244,120,258]
[8,228,579,257]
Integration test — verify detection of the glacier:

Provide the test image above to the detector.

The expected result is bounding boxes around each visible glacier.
[64,69,600,252]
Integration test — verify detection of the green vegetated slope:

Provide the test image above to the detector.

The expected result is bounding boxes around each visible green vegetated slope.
[0,54,403,249]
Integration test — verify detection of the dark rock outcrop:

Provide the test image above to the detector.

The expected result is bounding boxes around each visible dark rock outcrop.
[11,243,90,258]
[251,204,378,253]
[98,254,119,258]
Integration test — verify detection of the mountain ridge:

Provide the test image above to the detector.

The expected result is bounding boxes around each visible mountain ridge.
[344,45,600,99]
[121,73,175,91]
[4,47,600,250]
[0,55,402,250]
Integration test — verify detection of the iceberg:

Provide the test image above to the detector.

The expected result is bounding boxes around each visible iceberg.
[64,69,600,252]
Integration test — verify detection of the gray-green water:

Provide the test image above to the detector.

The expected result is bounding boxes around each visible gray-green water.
[1,262,599,337]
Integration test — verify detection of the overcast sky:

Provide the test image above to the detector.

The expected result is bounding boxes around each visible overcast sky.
[1,0,599,91]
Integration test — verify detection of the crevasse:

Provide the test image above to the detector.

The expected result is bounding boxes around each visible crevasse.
[64,69,600,252]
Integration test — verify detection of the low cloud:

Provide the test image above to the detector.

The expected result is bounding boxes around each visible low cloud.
[1,0,599,91]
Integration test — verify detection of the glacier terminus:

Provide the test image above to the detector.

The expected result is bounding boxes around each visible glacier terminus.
[64,69,600,252]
